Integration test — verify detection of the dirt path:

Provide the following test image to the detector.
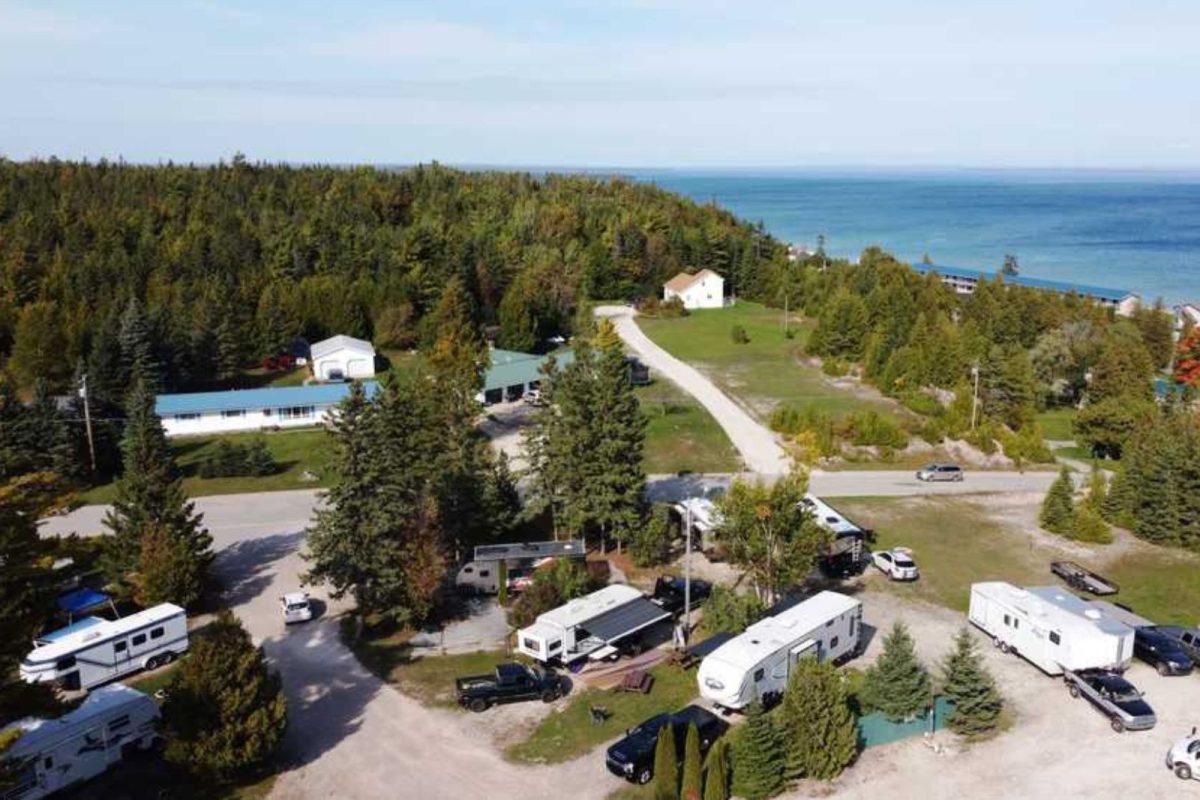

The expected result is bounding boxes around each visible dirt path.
[595,305,792,475]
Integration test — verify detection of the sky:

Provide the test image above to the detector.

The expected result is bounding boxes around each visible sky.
[2,0,1200,168]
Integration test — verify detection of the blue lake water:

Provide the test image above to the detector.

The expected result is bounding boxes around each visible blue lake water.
[625,169,1200,304]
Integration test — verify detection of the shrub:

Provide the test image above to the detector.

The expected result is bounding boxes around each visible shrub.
[197,438,277,479]
[999,423,1054,466]
[631,504,675,567]
[730,325,750,345]
[900,391,943,417]
[731,702,785,799]
[1071,505,1114,544]
[507,559,602,628]
[681,723,703,800]
[768,406,837,457]
[843,411,907,449]
[779,659,857,779]
[701,585,765,636]
[821,357,849,377]
[703,739,729,800]
[654,723,679,800]
[640,295,689,318]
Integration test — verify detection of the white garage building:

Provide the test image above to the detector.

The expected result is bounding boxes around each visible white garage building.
[310,335,377,381]
[663,269,725,310]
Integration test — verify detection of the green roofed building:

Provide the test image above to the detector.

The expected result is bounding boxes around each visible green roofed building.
[478,348,574,405]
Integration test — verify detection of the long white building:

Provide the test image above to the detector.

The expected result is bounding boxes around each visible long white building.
[156,381,380,437]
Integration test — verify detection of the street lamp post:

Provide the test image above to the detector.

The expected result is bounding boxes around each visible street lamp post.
[970,363,981,430]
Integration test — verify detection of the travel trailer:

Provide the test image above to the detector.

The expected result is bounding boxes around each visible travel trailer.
[968,583,1134,676]
[698,591,863,710]
[455,540,585,595]
[802,494,871,575]
[517,584,671,665]
[21,604,188,691]
[1,684,160,800]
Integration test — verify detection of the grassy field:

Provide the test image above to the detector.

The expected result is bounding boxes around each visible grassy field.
[637,379,740,474]
[838,496,1200,625]
[637,302,908,425]
[506,663,698,764]
[79,427,332,504]
[1035,407,1077,441]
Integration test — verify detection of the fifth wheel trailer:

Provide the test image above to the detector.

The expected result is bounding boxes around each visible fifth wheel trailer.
[968,582,1134,676]
[1,684,160,800]
[698,591,862,710]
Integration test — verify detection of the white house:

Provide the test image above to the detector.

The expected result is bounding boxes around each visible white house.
[310,335,376,381]
[663,269,725,310]
[156,381,380,437]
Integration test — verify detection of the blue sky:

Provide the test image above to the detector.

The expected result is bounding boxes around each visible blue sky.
[2,0,1200,168]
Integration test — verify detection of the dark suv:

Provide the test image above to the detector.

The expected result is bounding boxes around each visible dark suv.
[1152,626,1200,664]
[1134,627,1195,676]
[651,576,713,616]
[605,705,728,784]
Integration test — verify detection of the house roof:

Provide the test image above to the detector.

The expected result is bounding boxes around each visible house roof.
[483,348,574,392]
[664,269,723,293]
[156,380,380,416]
[310,334,376,361]
[912,263,1135,303]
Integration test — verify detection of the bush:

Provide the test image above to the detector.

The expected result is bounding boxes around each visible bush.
[507,559,602,628]
[730,325,750,345]
[731,702,785,799]
[768,406,836,457]
[197,438,277,479]
[900,391,943,417]
[1071,505,1114,544]
[640,295,689,318]
[631,504,675,567]
[842,411,908,449]
[999,424,1054,465]
[701,585,765,636]
[1039,467,1076,535]
[821,357,849,377]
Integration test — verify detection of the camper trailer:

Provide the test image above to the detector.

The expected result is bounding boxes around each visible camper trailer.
[455,540,585,595]
[968,583,1134,676]
[1,684,160,800]
[517,584,671,665]
[698,591,862,710]
[802,494,871,576]
[21,604,188,691]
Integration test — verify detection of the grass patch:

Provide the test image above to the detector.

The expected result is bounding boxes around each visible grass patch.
[79,427,332,504]
[506,663,698,764]
[638,379,740,474]
[1105,548,1200,626]
[125,660,183,698]
[1053,445,1101,463]
[637,302,908,425]
[1035,407,1077,441]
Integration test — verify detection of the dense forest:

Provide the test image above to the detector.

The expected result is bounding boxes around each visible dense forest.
[0,157,779,397]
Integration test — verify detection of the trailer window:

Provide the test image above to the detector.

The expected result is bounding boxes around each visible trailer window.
[548,641,561,653]
[753,668,764,682]
[150,627,164,640]
[108,715,131,732]
[831,636,839,649]
[1049,632,1061,645]
[478,570,489,578]
[1003,614,1011,626]
[43,757,53,769]
[114,641,127,653]
[132,634,147,646]
[522,637,542,653]
[55,656,76,671]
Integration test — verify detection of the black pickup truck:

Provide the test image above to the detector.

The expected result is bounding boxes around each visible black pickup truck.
[455,663,565,712]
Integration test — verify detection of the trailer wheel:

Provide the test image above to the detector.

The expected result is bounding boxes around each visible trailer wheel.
[1157,663,1170,677]
[1175,763,1193,781]
[998,641,1010,655]
[1110,718,1125,734]
[160,652,175,666]
[637,768,653,785]
[1067,683,1080,698]
[469,698,488,713]
[145,654,162,671]
[541,688,559,703]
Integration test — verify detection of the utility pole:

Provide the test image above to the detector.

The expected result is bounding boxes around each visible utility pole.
[970,362,981,430]
[683,503,693,642]
[80,373,97,474]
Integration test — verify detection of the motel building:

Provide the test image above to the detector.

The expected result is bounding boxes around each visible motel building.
[156,347,573,437]
[913,262,1141,316]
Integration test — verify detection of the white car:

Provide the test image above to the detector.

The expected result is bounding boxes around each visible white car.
[281,592,313,624]
[1167,728,1200,781]
[872,548,919,581]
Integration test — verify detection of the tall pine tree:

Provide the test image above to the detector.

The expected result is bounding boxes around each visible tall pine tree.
[1039,467,1077,535]
[940,627,1003,737]
[654,722,679,800]
[703,739,729,800]
[119,296,161,391]
[732,701,785,800]
[862,622,933,721]
[681,722,703,800]
[779,659,858,780]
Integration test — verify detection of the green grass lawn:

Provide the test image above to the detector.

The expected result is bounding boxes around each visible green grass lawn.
[1105,549,1200,626]
[638,379,740,474]
[1035,407,1077,441]
[506,663,698,765]
[637,302,908,425]
[79,427,332,504]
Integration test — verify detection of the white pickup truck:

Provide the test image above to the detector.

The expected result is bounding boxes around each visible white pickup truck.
[1167,728,1200,781]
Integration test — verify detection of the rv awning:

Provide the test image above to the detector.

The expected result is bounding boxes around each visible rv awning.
[56,588,111,616]
[587,597,671,643]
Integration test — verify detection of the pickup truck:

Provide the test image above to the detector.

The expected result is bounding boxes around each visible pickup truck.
[1064,669,1157,733]
[455,663,565,713]
[651,576,713,616]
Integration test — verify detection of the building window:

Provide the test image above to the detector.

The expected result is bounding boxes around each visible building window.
[277,406,315,420]
[175,413,201,421]
[221,409,245,418]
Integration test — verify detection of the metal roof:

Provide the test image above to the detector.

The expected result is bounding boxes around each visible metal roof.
[584,597,671,643]
[155,380,380,416]
[472,540,585,562]
[483,348,574,392]
[310,334,375,360]
[913,262,1135,303]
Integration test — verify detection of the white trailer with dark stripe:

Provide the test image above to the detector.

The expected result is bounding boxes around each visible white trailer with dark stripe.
[20,604,188,691]
[516,584,671,665]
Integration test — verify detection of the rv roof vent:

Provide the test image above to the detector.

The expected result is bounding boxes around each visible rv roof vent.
[750,639,760,645]
[1084,609,1102,620]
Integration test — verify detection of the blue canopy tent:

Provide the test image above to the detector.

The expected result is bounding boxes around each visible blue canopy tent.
[56,588,118,624]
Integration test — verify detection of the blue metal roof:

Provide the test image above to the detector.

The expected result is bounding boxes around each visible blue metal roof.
[912,263,1135,303]
[156,381,380,416]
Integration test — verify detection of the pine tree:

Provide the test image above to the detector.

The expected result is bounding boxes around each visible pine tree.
[101,379,212,600]
[1102,462,1132,525]
[119,296,161,391]
[779,659,857,780]
[161,612,287,776]
[256,283,292,359]
[940,627,1003,737]
[1039,467,1076,535]
[654,722,679,800]
[703,739,729,800]
[1084,463,1108,512]
[135,521,207,608]
[215,313,242,383]
[1071,504,1113,544]
[862,622,933,721]
[681,723,703,800]
[732,701,785,800]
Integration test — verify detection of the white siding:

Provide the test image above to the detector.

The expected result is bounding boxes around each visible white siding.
[312,346,376,380]
[664,274,725,310]
[160,404,336,437]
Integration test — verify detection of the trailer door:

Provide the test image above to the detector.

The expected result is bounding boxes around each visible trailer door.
[789,640,818,674]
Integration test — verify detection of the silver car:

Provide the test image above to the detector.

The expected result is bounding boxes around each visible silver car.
[916,463,964,482]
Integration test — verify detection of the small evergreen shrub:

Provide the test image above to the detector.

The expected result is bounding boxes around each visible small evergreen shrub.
[197,438,277,478]
[1039,467,1076,535]
[730,325,750,345]
[702,586,765,636]
[1071,505,1114,544]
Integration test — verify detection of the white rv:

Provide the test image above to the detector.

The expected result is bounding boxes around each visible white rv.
[517,584,671,665]
[968,582,1134,676]
[455,540,586,595]
[698,591,862,710]
[21,604,188,691]
[1,684,160,800]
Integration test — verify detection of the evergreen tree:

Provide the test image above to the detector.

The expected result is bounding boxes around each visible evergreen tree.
[653,722,679,800]
[940,627,1003,737]
[808,287,870,359]
[101,379,212,599]
[779,659,857,780]
[1084,463,1108,512]
[1102,461,1133,525]
[703,739,729,800]
[862,622,933,721]
[215,313,243,382]
[1039,467,1076,535]
[630,504,674,567]
[731,701,785,800]
[255,283,292,359]
[119,296,161,391]
[1071,504,1113,544]
[1087,332,1155,404]
[135,521,208,608]
[497,278,540,353]
[681,723,703,800]
[8,301,69,390]
[162,612,287,776]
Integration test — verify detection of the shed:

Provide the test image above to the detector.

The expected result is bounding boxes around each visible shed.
[310,335,377,381]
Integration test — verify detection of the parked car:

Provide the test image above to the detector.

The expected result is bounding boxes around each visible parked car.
[915,463,964,482]
[1167,727,1200,781]
[281,592,313,624]
[872,548,919,581]
[522,388,543,405]
[455,663,565,712]
[1065,669,1156,733]
[1134,627,1195,676]
[605,705,728,784]
[1150,626,1200,664]
[651,575,713,615]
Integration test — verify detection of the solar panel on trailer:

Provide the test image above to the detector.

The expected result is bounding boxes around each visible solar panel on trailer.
[586,598,671,642]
